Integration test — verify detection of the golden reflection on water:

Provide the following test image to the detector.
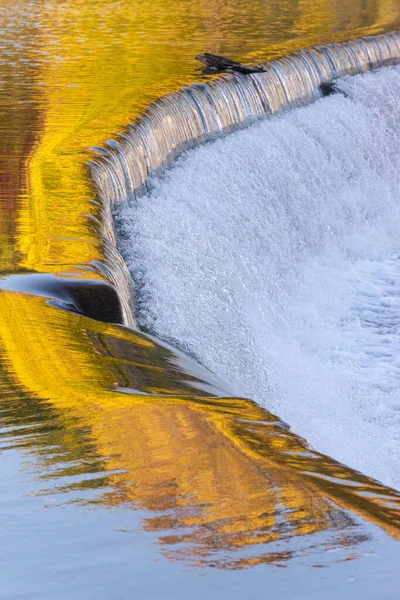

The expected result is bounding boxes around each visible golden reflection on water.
[0,0,400,569]
[1,289,399,567]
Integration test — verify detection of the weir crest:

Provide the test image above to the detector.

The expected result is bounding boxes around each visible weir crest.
[89,32,400,327]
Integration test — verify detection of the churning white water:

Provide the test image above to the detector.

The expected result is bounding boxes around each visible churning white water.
[116,65,400,490]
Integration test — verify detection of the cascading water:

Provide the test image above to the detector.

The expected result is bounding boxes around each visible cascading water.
[115,64,400,489]
[91,33,400,490]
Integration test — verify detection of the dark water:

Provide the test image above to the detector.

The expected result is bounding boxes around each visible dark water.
[1,1,400,597]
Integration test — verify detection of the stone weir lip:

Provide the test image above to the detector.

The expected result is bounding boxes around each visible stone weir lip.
[89,31,400,214]
[0,272,124,324]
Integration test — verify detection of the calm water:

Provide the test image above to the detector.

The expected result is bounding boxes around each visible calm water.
[1,1,400,598]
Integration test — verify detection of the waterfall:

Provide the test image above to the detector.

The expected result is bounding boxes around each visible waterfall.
[92,33,400,490]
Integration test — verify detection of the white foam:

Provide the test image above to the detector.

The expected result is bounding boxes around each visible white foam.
[116,65,400,489]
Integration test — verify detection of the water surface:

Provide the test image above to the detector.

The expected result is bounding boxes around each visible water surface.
[1,1,400,597]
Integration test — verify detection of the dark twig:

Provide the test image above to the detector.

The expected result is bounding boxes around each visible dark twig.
[196,53,266,75]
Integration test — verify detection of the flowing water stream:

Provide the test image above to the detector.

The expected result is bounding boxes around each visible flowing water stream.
[2,1,400,598]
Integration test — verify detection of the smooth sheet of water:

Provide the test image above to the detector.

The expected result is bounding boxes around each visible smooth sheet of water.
[117,65,400,491]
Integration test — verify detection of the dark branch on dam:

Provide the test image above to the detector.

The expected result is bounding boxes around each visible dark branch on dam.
[196,53,267,74]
